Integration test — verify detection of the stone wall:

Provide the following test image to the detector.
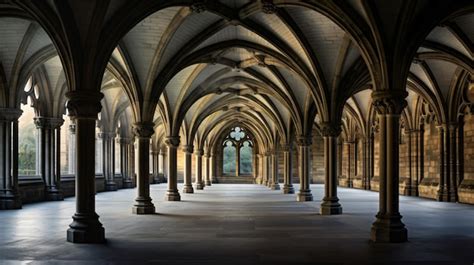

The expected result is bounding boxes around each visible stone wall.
[459,114,474,204]
[310,134,324,184]
[419,122,439,199]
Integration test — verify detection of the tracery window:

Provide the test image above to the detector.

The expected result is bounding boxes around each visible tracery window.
[18,79,38,176]
[222,127,253,176]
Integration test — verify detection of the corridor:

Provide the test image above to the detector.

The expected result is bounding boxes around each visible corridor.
[0,184,473,265]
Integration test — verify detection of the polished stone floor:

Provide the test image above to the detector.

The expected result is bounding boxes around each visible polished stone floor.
[0,184,473,265]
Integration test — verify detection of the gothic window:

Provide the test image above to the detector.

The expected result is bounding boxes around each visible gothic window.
[18,79,38,176]
[222,127,253,175]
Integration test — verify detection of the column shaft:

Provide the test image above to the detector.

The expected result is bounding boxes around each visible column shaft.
[296,136,312,202]
[370,90,408,243]
[182,147,194,193]
[194,150,204,190]
[282,145,294,194]
[132,123,155,214]
[204,153,211,186]
[320,124,342,215]
[0,109,22,209]
[165,137,181,201]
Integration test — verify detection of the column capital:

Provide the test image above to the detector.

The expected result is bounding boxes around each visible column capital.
[0,108,22,121]
[34,117,64,129]
[280,143,291,151]
[195,149,204,156]
[182,145,194,154]
[165,136,180,147]
[98,131,116,140]
[371,90,408,115]
[69,123,76,133]
[119,137,132,144]
[133,122,155,138]
[66,91,103,119]
[320,122,342,137]
[296,135,312,146]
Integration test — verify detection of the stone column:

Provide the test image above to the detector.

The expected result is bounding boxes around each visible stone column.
[68,122,76,174]
[99,132,117,191]
[296,136,313,201]
[165,136,180,201]
[158,149,164,181]
[362,137,370,190]
[66,91,104,243]
[406,130,413,196]
[0,108,22,209]
[412,129,420,196]
[448,124,458,202]
[131,122,155,214]
[211,152,218,183]
[337,139,343,181]
[370,90,408,243]
[320,123,343,215]
[270,151,280,190]
[182,145,194,193]
[34,117,64,200]
[282,144,294,194]
[368,133,374,190]
[344,141,353,187]
[194,149,205,190]
[204,152,211,186]
[437,125,449,201]
[121,138,133,188]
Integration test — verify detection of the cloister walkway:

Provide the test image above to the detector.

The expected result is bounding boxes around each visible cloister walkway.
[0,184,473,265]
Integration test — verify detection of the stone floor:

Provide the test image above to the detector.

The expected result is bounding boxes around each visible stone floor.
[0,184,473,265]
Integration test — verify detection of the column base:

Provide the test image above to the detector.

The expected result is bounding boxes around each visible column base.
[194,182,205,190]
[182,184,194,193]
[320,198,342,215]
[211,178,218,184]
[123,180,134,188]
[132,196,155,214]
[370,214,408,243]
[165,190,181,201]
[205,180,212,186]
[347,180,353,188]
[296,190,313,202]
[67,213,105,243]
[283,184,294,194]
[153,177,161,184]
[0,192,22,209]
[437,188,450,202]
[45,190,64,201]
[105,182,118,191]
[270,183,280,190]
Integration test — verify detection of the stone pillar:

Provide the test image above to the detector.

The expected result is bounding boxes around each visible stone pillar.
[437,125,449,201]
[158,149,164,181]
[182,145,194,193]
[204,152,211,186]
[362,137,370,190]
[370,90,408,243]
[263,153,270,186]
[337,138,343,180]
[121,138,133,188]
[68,122,76,174]
[412,129,420,196]
[165,136,180,201]
[270,151,280,190]
[151,150,159,184]
[194,149,205,190]
[211,152,218,183]
[99,132,117,191]
[0,108,22,209]
[282,144,294,194]
[296,136,313,201]
[131,123,155,214]
[448,124,458,202]
[66,91,105,243]
[320,123,343,215]
[406,130,413,196]
[368,133,375,190]
[34,117,64,200]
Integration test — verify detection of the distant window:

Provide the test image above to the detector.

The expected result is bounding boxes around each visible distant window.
[222,127,253,175]
[18,97,37,176]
